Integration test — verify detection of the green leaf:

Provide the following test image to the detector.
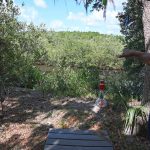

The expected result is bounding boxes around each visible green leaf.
[102,0,107,6]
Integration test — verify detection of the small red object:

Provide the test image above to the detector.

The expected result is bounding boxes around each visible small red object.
[99,80,105,91]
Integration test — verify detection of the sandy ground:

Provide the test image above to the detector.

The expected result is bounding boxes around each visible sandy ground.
[0,87,150,150]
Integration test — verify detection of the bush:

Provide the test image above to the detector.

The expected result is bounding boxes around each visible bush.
[124,106,147,135]
[106,71,143,110]
[34,66,100,97]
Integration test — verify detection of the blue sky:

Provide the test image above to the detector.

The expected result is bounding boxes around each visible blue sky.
[14,0,126,35]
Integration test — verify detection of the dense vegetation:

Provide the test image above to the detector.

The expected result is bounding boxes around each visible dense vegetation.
[0,2,124,97]
[118,0,144,73]
[115,0,145,104]
[0,2,48,88]
[40,31,124,96]
[1,0,144,100]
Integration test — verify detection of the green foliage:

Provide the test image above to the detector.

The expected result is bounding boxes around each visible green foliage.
[36,32,124,97]
[17,65,41,88]
[105,0,145,110]
[35,67,98,97]
[0,2,48,88]
[75,0,108,12]
[117,0,144,73]
[124,106,147,135]
[47,32,123,69]
[1,1,124,97]
[107,71,143,110]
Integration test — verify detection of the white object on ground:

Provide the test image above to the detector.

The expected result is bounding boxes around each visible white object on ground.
[92,98,107,113]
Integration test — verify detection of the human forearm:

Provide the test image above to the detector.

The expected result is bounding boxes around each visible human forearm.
[119,49,150,65]
[119,50,144,58]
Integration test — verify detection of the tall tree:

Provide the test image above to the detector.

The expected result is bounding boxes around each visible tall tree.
[142,0,150,106]
[118,0,144,74]
[0,0,48,88]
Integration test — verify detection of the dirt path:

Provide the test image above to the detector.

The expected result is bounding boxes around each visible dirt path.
[0,87,150,150]
[0,88,99,150]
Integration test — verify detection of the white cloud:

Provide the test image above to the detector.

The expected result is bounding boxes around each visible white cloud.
[67,9,118,27]
[19,6,38,23]
[67,9,121,34]
[66,0,126,34]
[67,11,104,26]
[67,12,84,20]
[34,0,47,8]
[105,11,118,24]
[111,0,127,11]
[106,24,120,35]
[67,26,80,31]
[50,20,64,29]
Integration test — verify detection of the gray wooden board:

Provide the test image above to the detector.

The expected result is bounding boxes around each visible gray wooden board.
[44,145,113,150]
[49,128,95,135]
[47,133,104,140]
[45,129,113,150]
[46,139,112,146]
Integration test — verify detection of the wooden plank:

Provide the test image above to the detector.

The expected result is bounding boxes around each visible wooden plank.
[44,145,113,150]
[47,133,104,141]
[45,128,113,150]
[49,128,95,135]
[46,139,112,147]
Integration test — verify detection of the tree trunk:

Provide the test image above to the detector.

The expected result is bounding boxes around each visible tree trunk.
[142,0,150,108]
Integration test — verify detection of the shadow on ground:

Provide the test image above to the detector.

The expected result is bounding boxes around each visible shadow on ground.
[0,87,96,150]
[0,87,150,150]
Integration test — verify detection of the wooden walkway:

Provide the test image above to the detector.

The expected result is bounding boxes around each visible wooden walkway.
[44,128,113,150]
